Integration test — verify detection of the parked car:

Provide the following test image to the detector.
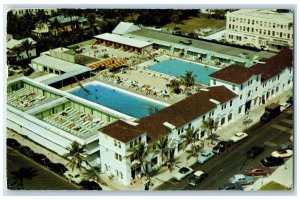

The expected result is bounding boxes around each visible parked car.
[212,141,233,154]
[247,146,265,158]
[173,167,194,181]
[197,150,215,164]
[271,149,293,158]
[229,132,248,143]
[188,170,207,186]
[218,183,243,190]
[228,174,254,185]
[245,166,272,176]
[260,156,284,167]
[280,102,291,112]
[278,142,293,150]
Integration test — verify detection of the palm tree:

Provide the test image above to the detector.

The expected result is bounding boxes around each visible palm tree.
[166,79,181,94]
[180,70,196,87]
[154,135,169,164]
[64,141,87,171]
[180,126,201,158]
[10,167,37,188]
[165,156,181,173]
[201,118,215,136]
[128,143,154,175]
[20,39,34,59]
[64,141,107,185]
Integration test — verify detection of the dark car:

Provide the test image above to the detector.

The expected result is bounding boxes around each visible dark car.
[260,156,284,167]
[247,146,265,158]
[218,183,243,190]
[212,141,233,154]
[188,171,207,186]
[278,142,293,150]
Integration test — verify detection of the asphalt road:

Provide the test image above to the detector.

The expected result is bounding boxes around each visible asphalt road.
[156,112,293,191]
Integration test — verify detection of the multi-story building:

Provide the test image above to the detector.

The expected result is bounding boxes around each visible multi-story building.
[11,9,58,17]
[225,9,293,51]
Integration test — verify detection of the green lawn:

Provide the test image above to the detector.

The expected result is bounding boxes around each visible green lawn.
[260,181,290,191]
[6,148,80,190]
[162,16,226,33]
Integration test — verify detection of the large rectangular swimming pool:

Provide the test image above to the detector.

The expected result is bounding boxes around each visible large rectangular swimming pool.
[148,59,218,85]
[69,82,167,119]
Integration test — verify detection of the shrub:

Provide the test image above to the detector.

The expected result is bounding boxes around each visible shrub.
[32,153,51,166]
[49,163,68,176]
[79,180,102,190]
[18,146,35,158]
[7,138,21,149]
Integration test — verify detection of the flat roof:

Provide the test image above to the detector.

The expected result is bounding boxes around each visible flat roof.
[127,29,274,60]
[31,55,90,72]
[41,68,91,85]
[230,9,293,21]
[94,33,152,48]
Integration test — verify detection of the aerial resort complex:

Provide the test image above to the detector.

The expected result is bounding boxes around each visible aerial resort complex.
[6,9,294,191]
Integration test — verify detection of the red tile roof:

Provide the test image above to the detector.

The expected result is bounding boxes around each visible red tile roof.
[209,48,293,84]
[99,120,145,143]
[100,86,237,142]
[210,65,258,84]
[250,48,293,81]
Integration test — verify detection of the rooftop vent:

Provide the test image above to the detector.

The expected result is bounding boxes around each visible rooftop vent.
[163,122,176,130]
[209,98,220,105]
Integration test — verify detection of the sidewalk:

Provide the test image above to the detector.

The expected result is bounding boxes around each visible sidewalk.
[216,89,292,141]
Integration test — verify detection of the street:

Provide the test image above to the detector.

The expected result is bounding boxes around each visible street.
[156,112,293,190]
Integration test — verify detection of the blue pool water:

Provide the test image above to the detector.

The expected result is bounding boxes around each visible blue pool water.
[149,59,218,85]
[69,83,166,119]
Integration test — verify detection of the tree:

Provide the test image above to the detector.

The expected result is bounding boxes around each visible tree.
[180,70,196,87]
[201,118,215,136]
[64,141,106,185]
[166,79,181,94]
[154,135,169,164]
[10,167,37,188]
[79,180,102,190]
[180,126,202,158]
[128,143,153,175]
[20,39,34,59]
[64,141,87,171]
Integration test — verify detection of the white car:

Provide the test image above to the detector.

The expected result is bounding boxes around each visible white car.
[229,132,248,143]
[271,149,293,158]
[173,167,194,181]
[280,102,291,112]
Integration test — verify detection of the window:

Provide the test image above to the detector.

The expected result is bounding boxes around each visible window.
[287,33,290,39]
[278,75,280,80]
[256,87,258,91]
[228,113,232,122]
[202,115,205,120]
[238,106,242,114]
[114,140,117,147]
[240,95,242,100]
[240,85,243,90]
[230,100,233,107]
[115,153,118,160]
[229,24,231,29]
[213,79,216,85]
[256,76,259,82]
[232,85,235,91]
[118,142,121,148]
[120,172,123,179]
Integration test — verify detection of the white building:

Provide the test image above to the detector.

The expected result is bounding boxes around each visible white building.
[7,37,37,61]
[99,85,239,185]
[225,9,293,51]
[210,48,293,114]
[11,9,57,17]
[6,77,130,167]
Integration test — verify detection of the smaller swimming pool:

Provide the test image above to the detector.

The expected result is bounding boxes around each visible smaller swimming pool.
[69,82,167,119]
[148,59,218,85]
